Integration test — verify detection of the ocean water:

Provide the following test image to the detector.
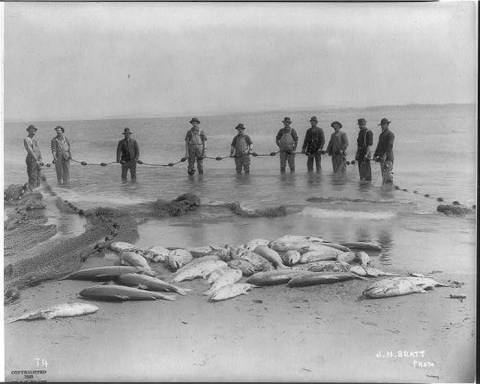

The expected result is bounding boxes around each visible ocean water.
[3,104,477,274]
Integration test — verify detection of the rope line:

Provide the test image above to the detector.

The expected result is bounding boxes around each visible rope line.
[32,153,474,210]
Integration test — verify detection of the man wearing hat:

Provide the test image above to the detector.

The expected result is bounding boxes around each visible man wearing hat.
[326,121,349,174]
[301,116,325,172]
[230,124,253,174]
[184,117,207,175]
[374,118,395,184]
[355,118,373,181]
[275,117,298,173]
[51,126,72,185]
[116,127,140,182]
[24,125,44,190]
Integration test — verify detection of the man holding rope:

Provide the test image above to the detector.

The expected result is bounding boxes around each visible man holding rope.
[230,123,253,174]
[24,124,44,190]
[374,117,395,185]
[51,125,72,185]
[301,116,325,172]
[276,117,298,173]
[116,127,140,182]
[185,117,207,176]
[355,118,373,181]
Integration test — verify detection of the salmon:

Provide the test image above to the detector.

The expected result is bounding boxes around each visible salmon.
[165,249,194,271]
[117,273,190,295]
[362,277,448,299]
[120,251,152,272]
[227,259,257,277]
[244,238,271,251]
[9,303,99,323]
[204,268,243,296]
[287,272,363,287]
[246,269,301,286]
[145,246,170,263]
[293,260,351,273]
[79,285,176,301]
[62,266,150,281]
[254,245,286,268]
[280,250,302,266]
[172,257,226,282]
[238,250,274,272]
[208,283,256,302]
[299,245,343,264]
[187,245,214,258]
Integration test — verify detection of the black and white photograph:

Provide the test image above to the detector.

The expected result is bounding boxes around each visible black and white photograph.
[1,1,477,382]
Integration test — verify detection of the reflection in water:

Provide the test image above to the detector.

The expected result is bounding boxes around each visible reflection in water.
[377,228,394,265]
[354,227,372,242]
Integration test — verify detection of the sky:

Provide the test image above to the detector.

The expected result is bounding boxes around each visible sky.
[2,2,477,122]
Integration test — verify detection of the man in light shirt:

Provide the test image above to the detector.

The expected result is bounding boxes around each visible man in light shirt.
[24,125,44,190]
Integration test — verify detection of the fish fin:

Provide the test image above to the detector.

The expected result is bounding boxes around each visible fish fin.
[137,284,149,290]
[8,317,21,324]
[115,295,130,301]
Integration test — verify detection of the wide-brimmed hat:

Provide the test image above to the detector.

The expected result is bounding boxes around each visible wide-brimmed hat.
[357,118,367,125]
[54,126,65,133]
[282,117,292,123]
[331,121,342,128]
[190,117,200,124]
[26,125,38,132]
[378,118,391,125]
[235,123,246,130]
[310,116,318,122]
[122,127,133,134]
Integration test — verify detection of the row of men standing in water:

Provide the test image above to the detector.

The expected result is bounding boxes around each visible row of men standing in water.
[22,116,394,190]
[181,115,395,184]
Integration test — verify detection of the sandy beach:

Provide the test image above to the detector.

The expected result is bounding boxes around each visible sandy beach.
[3,189,476,382]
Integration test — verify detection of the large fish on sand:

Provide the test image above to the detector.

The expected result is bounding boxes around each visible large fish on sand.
[238,250,274,272]
[254,245,287,268]
[110,241,141,253]
[117,273,190,295]
[62,266,151,281]
[120,251,153,272]
[208,283,256,302]
[172,257,226,282]
[298,245,344,264]
[362,276,448,299]
[9,303,99,323]
[244,238,270,251]
[145,246,171,263]
[187,245,214,258]
[246,269,302,286]
[287,272,364,287]
[204,268,243,295]
[342,241,382,252]
[227,258,256,276]
[79,285,176,301]
[280,250,302,266]
[293,261,351,273]
[269,235,322,252]
[166,249,194,271]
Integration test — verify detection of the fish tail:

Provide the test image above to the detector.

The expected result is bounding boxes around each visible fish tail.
[8,317,21,323]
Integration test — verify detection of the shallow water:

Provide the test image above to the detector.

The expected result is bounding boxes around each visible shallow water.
[4,104,476,275]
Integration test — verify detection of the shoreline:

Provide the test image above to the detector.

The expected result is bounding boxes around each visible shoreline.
[3,184,476,382]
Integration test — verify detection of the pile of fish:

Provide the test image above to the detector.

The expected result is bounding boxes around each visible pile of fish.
[8,235,450,322]
[73,235,447,303]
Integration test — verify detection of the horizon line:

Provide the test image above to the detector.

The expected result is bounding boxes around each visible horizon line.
[3,101,475,125]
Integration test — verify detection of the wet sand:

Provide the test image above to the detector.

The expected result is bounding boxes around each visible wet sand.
[3,186,476,382]
[4,252,475,382]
